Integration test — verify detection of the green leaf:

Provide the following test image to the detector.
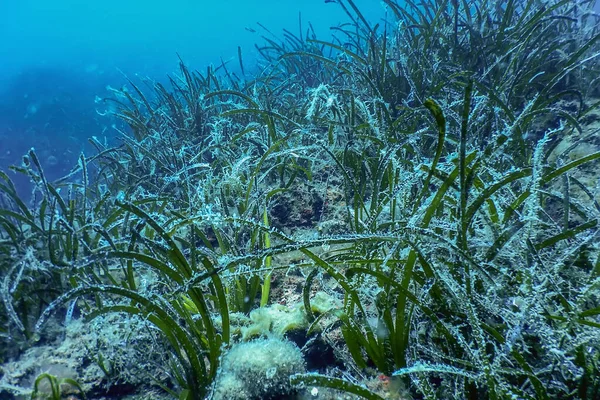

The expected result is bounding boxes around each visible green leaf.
[291,373,385,400]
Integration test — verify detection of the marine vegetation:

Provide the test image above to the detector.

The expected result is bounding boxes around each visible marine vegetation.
[2,0,600,399]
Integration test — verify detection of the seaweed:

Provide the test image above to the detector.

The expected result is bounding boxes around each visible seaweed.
[2,0,600,399]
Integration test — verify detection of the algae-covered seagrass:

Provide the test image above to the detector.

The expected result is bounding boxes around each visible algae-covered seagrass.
[2,0,600,399]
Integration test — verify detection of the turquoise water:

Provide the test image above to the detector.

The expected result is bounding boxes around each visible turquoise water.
[0,0,383,192]
[0,0,381,81]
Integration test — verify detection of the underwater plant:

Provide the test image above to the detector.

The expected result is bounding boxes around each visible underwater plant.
[30,373,86,400]
[1,0,600,399]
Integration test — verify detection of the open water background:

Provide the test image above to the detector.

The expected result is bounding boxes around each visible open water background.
[0,0,381,195]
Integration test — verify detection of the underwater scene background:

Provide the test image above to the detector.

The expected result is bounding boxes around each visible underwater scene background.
[0,0,379,197]
[1,0,600,399]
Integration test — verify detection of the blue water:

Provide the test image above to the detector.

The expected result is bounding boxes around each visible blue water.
[0,0,383,194]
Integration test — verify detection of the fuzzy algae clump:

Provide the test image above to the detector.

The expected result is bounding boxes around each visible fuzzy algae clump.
[213,291,340,340]
[212,338,305,400]
[240,304,307,339]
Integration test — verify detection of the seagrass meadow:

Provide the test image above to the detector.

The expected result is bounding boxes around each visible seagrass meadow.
[2,0,600,399]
